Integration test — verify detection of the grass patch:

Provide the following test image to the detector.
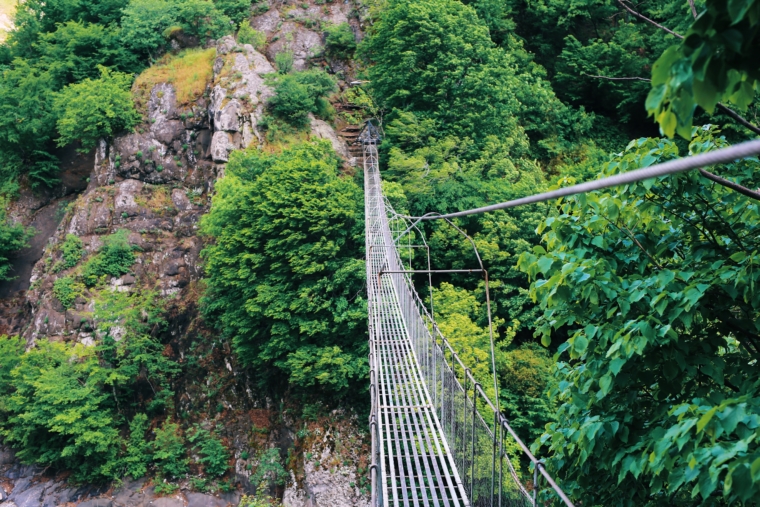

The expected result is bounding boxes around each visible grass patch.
[135,185,173,214]
[133,48,217,110]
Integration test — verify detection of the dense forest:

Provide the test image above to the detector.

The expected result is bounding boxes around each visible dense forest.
[0,0,758,505]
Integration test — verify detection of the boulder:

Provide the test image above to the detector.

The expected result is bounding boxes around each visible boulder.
[186,493,230,507]
[148,498,183,507]
[8,483,44,507]
[111,478,147,507]
[245,47,276,75]
[208,86,227,126]
[0,447,16,465]
[250,9,281,36]
[266,24,322,72]
[216,100,242,132]
[147,83,179,122]
[310,117,352,162]
[114,179,144,218]
[210,132,235,163]
[171,189,193,211]
[77,499,112,507]
[216,35,236,55]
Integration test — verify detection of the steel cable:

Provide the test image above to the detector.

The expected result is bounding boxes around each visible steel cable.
[394,139,760,221]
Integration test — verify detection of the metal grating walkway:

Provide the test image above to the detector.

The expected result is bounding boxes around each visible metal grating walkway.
[364,124,470,507]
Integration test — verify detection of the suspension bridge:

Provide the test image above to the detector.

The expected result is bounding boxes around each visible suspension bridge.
[362,122,570,507]
[361,119,760,507]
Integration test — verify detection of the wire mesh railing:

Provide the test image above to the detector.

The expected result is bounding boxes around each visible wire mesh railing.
[362,120,570,507]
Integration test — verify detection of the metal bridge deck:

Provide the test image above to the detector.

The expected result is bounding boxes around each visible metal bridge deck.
[364,129,470,507]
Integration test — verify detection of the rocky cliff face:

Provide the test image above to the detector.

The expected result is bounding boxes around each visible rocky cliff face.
[0,1,370,506]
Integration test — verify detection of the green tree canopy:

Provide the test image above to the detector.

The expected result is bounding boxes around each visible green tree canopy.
[268,69,337,128]
[54,65,141,151]
[647,0,760,138]
[519,127,760,505]
[358,0,589,158]
[0,341,123,482]
[201,142,368,400]
[0,59,60,187]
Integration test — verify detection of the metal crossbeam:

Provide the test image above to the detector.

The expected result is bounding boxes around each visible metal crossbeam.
[364,122,535,507]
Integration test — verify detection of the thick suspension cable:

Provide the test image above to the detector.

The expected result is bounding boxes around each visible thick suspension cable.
[396,139,760,221]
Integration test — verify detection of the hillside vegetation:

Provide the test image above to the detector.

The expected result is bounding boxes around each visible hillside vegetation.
[0,0,758,506]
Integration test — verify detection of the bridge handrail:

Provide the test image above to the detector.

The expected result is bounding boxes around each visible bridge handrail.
[384,199,573,507]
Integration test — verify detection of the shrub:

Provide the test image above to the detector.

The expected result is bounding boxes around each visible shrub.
[154,482,179,495]
[324,23,356,60]
[201,142,367,400]
[187,425,230,477]
[274,51,293,74]
[60,234,85,269]
[53,276,84,309]
[268,76,313,127]
[237,20,266,50]
[268,69,337,127]
[94,290,179,414]
[54,66,141,152]
[124,413,152,479]
[249,448,288,492]
[82,229,136,286]
[0,336,25,415]
[121,0,232,58]
[0,341,123,482]
[153,419,188,479]
[214,0,252,25]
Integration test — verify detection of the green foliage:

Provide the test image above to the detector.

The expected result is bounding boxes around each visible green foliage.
[324,23,356,60]
[174,0,233,39]
[268,69,337,127]
[500,343,556,446]
[359,0,589,159]
[431,282,504,400]
[647,0,760,138]
[124,413,152,479]
[35,21,133,89]
[0,60,61,188]
[0,286,180,484]
[274,50,293,74]
[0,336,24,416]
[238,20,266,50]
[153,419,189,479]
[121,0,232,59]
[249,448,288,492]
[0,341,123,482]
[54,66,141,151]
[239,493,279,507]
[120,0,179,58]
[154,481,180,495]
[0,203,33,281]
[201,142,368,400]
[52,276,84,309]
[518,127,760,505]
[82,229,136,287]
[60,234,85,269]
[95,289,179,413]
[0,0,156,189]
[187,425,231,477]
[214,0,252,26]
